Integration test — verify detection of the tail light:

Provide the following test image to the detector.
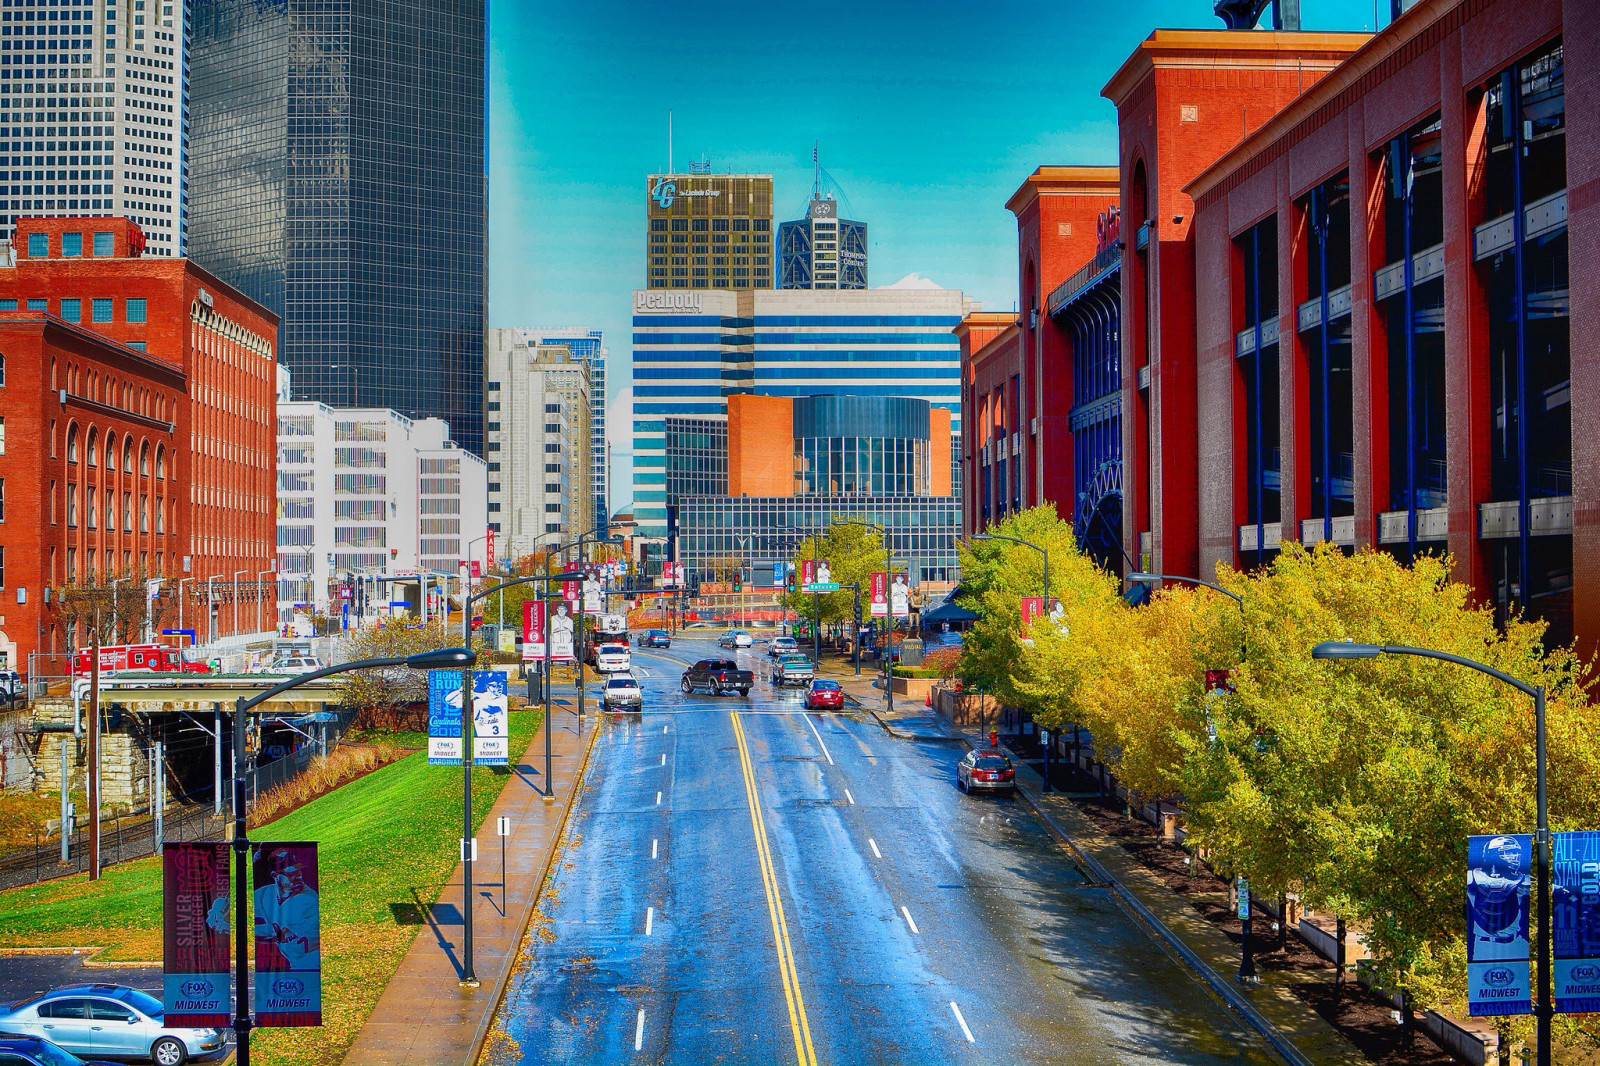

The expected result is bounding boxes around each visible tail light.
[1000,769,1015,780]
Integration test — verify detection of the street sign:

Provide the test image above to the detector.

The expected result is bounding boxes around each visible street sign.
[806,582,840,593]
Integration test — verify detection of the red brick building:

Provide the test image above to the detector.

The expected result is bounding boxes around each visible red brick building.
[1179,0,1592,648]
[0,217,278,668]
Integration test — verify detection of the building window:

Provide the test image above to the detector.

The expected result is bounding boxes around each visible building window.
[545,403,562,413]
[92,298,112,323]
[67,484,78,527]
[486,442,500,452]
[0,546,4,587]
[126,298,146,322]
[487,502,501,513]
[487,462,500,472]
[0,477,5,521]
[86,487,97,529]
[93,231,114,256]
[544,422,561,433]
[61,298,81,322]
[486,422,500,432]
[486,401,500,412]
[62,232,83,257]
[27,233,47,257]
[544,443,560,453]
[487,482,500,493]
[545,463,562,473]
[27,299,47,312]
[487,380,501,391]
[545,523,562,533]
[545,503,562,513]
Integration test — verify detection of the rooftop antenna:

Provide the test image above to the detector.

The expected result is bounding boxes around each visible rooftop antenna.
[668,109,673,175]
[812,140,821,200]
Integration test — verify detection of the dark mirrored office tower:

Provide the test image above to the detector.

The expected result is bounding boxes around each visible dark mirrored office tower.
[187,0,486,454]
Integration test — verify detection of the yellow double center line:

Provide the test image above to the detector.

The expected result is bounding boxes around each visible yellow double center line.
[730,710,818,1066]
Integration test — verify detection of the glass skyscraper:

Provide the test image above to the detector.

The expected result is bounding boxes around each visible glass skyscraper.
[187,0,486,454]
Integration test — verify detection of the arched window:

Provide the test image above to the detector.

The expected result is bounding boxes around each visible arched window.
[85,428,98,466]
[123,440,133,474]
[139,441,150,476]
[104,432,115,471]
[155,445,166,479]
[66,423,79,463]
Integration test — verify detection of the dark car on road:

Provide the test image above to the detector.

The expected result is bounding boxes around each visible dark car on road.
[0,1033,120,1066]
[636,629,671,649]
[957,749,1017,795]
[680,659,753,697]
[803,678,845,710]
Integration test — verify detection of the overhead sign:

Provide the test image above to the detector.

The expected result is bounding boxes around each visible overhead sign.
[635,291,704,314]
[427,670,464,766]
[469,671,509,767]
[486,527,495,572]
[252,842,322,1028]
[1467,833,1533,1016]
[1554,831,1600,1013]
[163,842,231,1028]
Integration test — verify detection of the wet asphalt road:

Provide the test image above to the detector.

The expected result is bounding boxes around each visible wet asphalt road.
[489,635,1276,1065]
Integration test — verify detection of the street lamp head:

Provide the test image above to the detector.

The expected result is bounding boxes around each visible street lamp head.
[971,533,994,541]
[405,647,474,670]
[1311,640,1383,661]
[1128,572,1159,583]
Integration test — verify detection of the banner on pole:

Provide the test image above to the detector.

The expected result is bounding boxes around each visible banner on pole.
[162,841,231,1027]
[1466,833,1534,1016]
[472,671,509,766]
[1020,596,1044,639]
[581,572,604,615]
[496,628,515,655]
[427,669,463,766]
[1554,830,1600,1013]
[253,842,322,1027]
[869,571,887,617]
[889,571,911,618]
[522,600,546,660]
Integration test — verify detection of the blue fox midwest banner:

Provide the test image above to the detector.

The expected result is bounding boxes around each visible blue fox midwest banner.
[1466,833,1533,1016]
[1553,830,1600,1013]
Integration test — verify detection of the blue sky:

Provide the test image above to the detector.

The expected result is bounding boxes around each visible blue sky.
[488,0,1384,512]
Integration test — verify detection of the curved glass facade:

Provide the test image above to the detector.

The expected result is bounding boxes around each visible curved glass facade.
[792,396,931,496]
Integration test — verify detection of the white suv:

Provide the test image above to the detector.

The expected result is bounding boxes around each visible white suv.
[595,644,632,673]
[266,656,322,674]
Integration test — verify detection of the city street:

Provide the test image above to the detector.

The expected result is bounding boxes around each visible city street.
[487,634,1277,1065]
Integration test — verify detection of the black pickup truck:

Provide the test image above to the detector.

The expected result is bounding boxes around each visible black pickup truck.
[681,658,754,697]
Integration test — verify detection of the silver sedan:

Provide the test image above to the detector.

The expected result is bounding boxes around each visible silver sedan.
[0,985,227,1065]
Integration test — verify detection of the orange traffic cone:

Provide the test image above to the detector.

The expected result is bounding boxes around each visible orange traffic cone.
[925,691,932,707]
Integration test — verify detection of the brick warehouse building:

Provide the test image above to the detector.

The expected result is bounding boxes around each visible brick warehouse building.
[0,217,278,668]
[965,2,1600,653]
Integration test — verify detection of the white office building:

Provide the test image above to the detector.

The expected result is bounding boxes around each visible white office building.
[0,0,189,254]
[511,328,608,526]
[485,328,593,560]
[275,391,488,625]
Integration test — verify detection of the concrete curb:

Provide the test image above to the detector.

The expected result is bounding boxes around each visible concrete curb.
[462,703,603,1066]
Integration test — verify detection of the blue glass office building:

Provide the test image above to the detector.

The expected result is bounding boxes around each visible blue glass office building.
[631,285,973,555]
[187,0,487,454]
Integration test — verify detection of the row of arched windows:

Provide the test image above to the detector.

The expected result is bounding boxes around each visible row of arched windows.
[51,356,176,426]
[62,422,167,479]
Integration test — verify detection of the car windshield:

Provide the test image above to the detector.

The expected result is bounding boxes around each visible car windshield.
[779,656,811,665]
[115,987,163,1018]
[19,1040,90,1066]
[601,645,625,653]
[811,680,840,691]
[606,678,635,689]
[975,757,1011,770]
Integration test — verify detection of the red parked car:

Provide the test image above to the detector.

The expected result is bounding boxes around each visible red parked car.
[803,678,844,710]
[957,749,1017,794]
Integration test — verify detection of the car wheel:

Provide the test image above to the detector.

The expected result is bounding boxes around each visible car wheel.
[739,687,750,697]
[680,677,691,693]
[152,1037,188,1066]
[711,679,722,696]
[957,775,967,793]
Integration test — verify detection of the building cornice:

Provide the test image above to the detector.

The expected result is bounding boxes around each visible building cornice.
[1101,28,1371,109]
[1005,166,1121,215]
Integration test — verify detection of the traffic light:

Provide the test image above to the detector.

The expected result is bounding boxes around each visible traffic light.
[786,571,797,592]
[732,575,742,592]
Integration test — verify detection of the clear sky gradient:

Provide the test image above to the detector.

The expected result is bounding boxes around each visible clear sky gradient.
[488,0,1385,512]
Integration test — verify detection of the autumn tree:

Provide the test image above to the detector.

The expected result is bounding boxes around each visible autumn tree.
[337,613,491,729]
[784,520,888,627]
[53,565,178,646]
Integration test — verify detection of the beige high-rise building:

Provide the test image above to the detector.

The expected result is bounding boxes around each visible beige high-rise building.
[645,169,773,289]
[485,330,593,560]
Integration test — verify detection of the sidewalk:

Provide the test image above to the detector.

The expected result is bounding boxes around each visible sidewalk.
[340,700,601,1066]
[813,657,962,740]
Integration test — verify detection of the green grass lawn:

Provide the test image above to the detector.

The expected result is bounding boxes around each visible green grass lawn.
[0,709,539,1066]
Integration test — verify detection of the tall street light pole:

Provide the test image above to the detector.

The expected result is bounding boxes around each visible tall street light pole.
[230,645,473,1066]
[232,570,247,640]
[455,568,587,986]
[255,570,274,635]
[1313,640,1552,1065]
[109,579,125,645]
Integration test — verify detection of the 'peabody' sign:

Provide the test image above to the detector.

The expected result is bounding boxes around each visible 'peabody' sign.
[635,291,704,313]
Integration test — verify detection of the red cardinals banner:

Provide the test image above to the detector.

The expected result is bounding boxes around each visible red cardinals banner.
[163,842,230,1027]
[870,571,888,617]
[801,559,817,587]
[253,842,322,1028]
[562,579,581,604]
[522,599,546,659]
[1020,596,1045,636]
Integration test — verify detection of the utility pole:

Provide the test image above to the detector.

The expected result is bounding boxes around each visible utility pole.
[88,627,101,881]
[59,746,71,863]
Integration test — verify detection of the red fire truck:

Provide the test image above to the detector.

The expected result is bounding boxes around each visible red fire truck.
[70,644,211,678]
